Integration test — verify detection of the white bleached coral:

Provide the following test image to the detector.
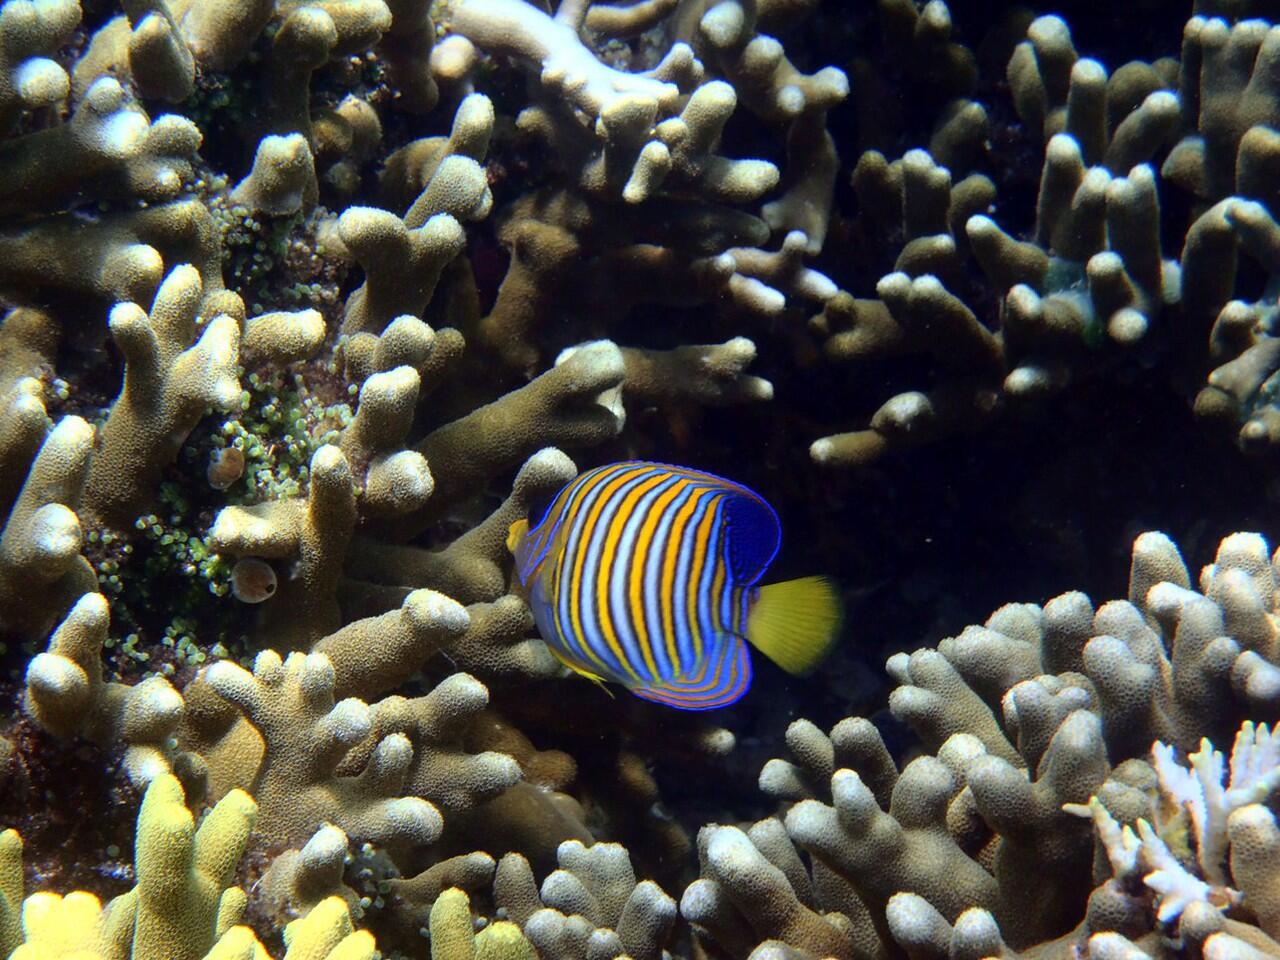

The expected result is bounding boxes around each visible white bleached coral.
[1068,720,1280,927]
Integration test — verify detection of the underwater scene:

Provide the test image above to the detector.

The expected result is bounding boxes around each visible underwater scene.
[2,0,1280,957]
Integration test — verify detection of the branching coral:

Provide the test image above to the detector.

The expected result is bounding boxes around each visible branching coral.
[208,444,357,648]
[4,3,1280,960]
[23,592,185,786]
[1,774,541,960]
[382,837,679,960]
[0,412,95,642]
[3,773,257,960]
[1067,721,1280,931]
[683,529,1280,960]
[502,840,678,960]
[430,0,842,377]
[683,821,858,959]
[85,264,242,526]
[200,649,444,851]
[445,0,749,204]
[806,3,1280,468]
[0,76,201,217]
[0,0,793,927]
[0,0,79,130]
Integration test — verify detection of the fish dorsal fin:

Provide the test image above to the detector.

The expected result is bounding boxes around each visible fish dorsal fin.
[719,486,781,585]
[631,633,752,711]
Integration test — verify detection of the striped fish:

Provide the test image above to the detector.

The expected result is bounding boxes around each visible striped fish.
[506,461,843,710]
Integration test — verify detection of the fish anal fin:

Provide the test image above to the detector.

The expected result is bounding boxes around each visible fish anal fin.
[746,576,843,676]
[631,633,752,711]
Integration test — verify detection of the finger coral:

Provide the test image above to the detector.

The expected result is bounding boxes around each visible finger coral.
[85,264,242,526]
[688,529,1280,960]
[806,2,1280,469]
[4,773,257,960]
[4,3,1280,960]
[1,774,536,960]
[0,413,95,641]
[23,592,185,786]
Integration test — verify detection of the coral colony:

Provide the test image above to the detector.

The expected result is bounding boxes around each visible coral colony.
[0,0,1279,959]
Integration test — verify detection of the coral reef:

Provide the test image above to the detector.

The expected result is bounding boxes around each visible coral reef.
[688,528,1280,960]
[808,3,1280,470]
[1,773,531,959]
[3,1,1280,960]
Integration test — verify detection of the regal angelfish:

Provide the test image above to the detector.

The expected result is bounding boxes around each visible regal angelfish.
[506,461,843,710]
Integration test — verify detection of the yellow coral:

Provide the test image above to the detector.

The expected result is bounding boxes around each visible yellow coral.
[281,897,376,960]
[1,828,21,956]
[474,922,536,960]
[429,888,476,959]
[126,773,257,960]
[2,776,387,960]
[202,925,272,960]
[5,774,259,960]
[11,890,104,959]
[428,888,537,960]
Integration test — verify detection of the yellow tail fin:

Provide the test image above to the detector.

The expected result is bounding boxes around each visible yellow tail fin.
[746,576,844,675]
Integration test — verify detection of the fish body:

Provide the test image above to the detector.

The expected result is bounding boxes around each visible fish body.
[507,461,842,710]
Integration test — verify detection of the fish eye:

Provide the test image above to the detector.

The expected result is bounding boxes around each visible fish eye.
[525,485,558,528]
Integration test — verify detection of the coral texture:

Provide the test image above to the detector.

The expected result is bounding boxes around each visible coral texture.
[2,1,1280,960]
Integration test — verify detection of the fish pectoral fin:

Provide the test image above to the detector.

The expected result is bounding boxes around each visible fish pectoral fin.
[631,633,751,711]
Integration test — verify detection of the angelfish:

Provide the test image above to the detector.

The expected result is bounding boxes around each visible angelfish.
[506,461,843,710]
